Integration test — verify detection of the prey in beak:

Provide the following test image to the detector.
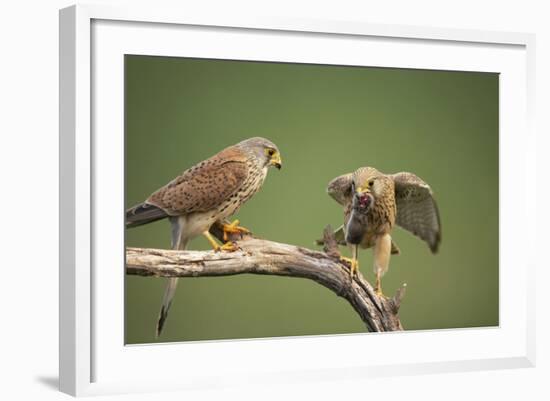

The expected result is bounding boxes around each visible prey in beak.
[353,186,373,211]
[343,184,374,280]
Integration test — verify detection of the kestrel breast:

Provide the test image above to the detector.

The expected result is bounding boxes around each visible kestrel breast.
[216,161,267,220]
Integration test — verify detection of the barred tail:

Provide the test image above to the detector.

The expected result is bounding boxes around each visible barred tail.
[156,219,187,338]
[156,277,179,338]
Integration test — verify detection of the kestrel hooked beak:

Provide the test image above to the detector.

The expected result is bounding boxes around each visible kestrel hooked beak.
[266,147,282,169]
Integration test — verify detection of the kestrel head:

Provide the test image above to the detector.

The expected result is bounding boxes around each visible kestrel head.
[352,167,393,203]
[238,137,282,170]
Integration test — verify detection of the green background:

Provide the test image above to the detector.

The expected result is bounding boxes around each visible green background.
[125,55,499,344]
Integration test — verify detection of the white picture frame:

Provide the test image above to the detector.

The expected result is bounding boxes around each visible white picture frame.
[59,4,536,397]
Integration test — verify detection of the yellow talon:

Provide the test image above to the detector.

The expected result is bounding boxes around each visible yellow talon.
[221,219,250,242]
[218,241,239,252]
[340,256,359,279]
[203,231,221,250]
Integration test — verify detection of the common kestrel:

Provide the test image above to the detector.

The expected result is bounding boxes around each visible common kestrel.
[327,167,441,296]
[126,137,282,336]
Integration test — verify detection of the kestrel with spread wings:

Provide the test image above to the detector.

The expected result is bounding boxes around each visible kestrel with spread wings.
[327,167,441,296]
[126,137,282,336]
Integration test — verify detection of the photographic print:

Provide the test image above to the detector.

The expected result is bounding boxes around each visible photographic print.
[125,55,498,344]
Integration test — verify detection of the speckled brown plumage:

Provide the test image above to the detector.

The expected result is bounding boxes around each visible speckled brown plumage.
[147,146,262,220]
[327,166,441,296]
[126,137,282,336]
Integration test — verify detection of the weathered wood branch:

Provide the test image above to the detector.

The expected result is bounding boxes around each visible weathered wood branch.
[126,224,405,332]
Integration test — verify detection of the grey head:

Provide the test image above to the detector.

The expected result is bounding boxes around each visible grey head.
[237,137,282,169]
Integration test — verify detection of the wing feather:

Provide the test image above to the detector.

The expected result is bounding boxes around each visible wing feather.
[327,173,353,206]
[147,147,249,215]
[391,172,441,253]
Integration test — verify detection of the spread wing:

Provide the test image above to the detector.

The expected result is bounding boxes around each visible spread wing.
[326,173,353,206]
[147,147,249,215]
[391,172,441,253]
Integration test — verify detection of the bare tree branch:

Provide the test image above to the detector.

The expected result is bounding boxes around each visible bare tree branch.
[126,224,405,332]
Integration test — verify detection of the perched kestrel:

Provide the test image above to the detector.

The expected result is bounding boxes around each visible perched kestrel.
[126,137,282,336]
[327,167,441,296]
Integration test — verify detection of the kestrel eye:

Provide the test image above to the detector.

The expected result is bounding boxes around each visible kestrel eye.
[368,181,374,187]
[267,148,275,156]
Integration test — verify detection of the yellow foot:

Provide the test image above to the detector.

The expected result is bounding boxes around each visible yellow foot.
[374,288,386,298]
[221,219,251,242]
[340,256,359,279]
[215,241,240,252]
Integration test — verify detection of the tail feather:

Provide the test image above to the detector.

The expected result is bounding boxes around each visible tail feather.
[156,277,179,338]
[126,202,168,228]
[155,218,187,338]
